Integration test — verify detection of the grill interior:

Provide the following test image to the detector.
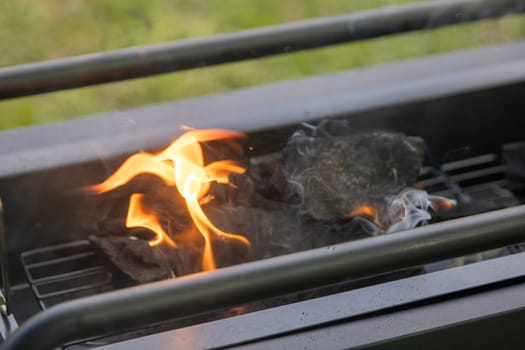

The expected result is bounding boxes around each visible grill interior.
[2,32,525,348]
[21,241,114,310]
[10,143,525,343]
[4,103,525,348]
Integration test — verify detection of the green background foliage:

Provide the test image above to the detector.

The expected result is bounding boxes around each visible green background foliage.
[0,0,524,130]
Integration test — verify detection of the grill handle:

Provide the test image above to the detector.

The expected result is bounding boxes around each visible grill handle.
[0,0,524,99]
[0,198,11,316]
[3,205,525,350]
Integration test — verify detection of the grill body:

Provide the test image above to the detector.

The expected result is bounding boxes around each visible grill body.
[1,3,525,349]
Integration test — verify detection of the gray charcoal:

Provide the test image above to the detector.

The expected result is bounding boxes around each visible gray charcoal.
[278,120,425,220]
[209,205,371,260]
[89,235,175,283]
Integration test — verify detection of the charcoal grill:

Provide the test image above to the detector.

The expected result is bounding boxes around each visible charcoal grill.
[2,1,525,349]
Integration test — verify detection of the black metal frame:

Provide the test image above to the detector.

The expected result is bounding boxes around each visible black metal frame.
[0,290,16,343]
[91,251,525,349]
[229,272,525,350]
[1,1,525,349]
[2,40,525,179]
[3,206,525,350]
[0,0,523,99]
[0,200,10,316]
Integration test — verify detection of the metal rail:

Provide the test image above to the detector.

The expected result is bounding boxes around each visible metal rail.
[3,205,525,350]
[20,240,113,310]
[0,199,11,316]
[0,0,524,99]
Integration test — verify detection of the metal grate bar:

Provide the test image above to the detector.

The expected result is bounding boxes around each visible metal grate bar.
[418,153,509,197]
[21,240,113,310]
[417,174,449,188]
[441,153,498,171]
[30,266,106,286]
[450,164,507,183]
[432,179,509,198]
[21,239,92,255]
[36,277,111,300]
[24,252,95,269]
[29,266,104,286]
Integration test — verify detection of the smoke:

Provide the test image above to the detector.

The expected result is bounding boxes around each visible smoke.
[221,120,458,262]
[277,120,426,220]
[385,188,456,233]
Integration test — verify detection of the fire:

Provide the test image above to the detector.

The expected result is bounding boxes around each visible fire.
[347,189,457,234]
[127,193,177,248]
[348,204,383,227]
[87,129,250,271]
[348,205,377,221]
[434,198,456,210]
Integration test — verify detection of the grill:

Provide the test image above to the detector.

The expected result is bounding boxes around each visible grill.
[16,149,525,315]
[2,1,525,349]
[20,241,114,310]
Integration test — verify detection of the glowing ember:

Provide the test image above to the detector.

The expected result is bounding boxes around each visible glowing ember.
[87,129,250,271]
[348,205,383,230]
[348,189,457,235]
[348,205,378,221]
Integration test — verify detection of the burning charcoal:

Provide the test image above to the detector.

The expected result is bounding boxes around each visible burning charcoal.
[278,120,425,220]
[89,235,176,283]
[84,129,250,275]
[209,235,253,268]
[208,205,306,259]
[209,205,371,259]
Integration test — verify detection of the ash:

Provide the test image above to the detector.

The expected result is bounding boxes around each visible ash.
[277,120,425,220]
[218,120,451,260]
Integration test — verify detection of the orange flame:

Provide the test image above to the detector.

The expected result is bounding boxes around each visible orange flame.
[434,198,456,211]
[127,193,177,248]
[348,205,377,220]
[87,129,250,271]
[348,204,384,230]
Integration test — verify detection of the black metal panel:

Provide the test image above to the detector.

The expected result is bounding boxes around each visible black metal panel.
[1,41,525,178]
[0,9,525,349]
[1,40,525,293]
[85,252,525,350]
[0,0,523,99]
[356,308,525,350]
[230,283,525,350]
[0,200,10,316]
[0,290,17,343]
[2,206,525,350]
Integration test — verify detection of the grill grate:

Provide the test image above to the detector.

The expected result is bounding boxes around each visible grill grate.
[419,152,519,211]
[18,151,524,310]
[21,240,113,310]
[420,151,525,271]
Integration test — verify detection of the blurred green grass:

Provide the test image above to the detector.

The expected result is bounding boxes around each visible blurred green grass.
[0,0,524,130]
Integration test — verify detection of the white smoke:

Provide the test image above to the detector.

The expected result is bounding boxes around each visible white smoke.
[386,188,456,233]
[353,188,457,235]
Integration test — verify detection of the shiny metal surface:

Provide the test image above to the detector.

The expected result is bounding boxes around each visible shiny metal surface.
[95,252,525,349]
[0,199,11,316]
[3,205,525,350]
